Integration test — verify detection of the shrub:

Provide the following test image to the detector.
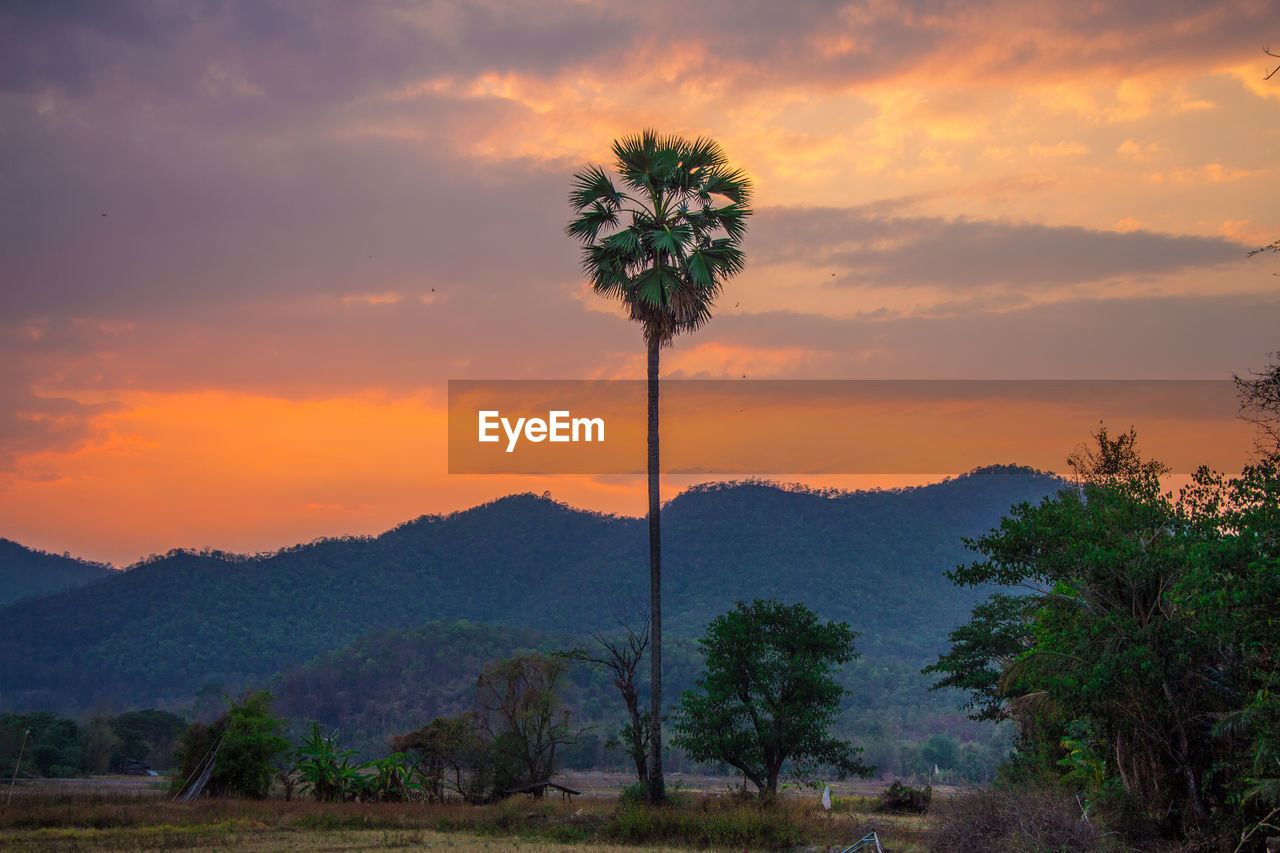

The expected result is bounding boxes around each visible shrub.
[617,781,647,807]
[928,785,1111,853]
[878,780,932,814]
[171,691,289,799]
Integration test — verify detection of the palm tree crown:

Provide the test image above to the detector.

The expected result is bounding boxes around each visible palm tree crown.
[566,130,752,346]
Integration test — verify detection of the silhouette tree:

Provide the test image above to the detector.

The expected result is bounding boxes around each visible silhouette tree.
[562,620,652,785]
[567,130,751,803]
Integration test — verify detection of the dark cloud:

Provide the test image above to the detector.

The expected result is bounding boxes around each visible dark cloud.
[747,206,1248,288]
[0,1,626,110]
[0,0,193,96]
[6,1,1274,116]
[1,98,581,318]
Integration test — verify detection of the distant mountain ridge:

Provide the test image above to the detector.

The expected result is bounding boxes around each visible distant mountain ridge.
[0,467,1065,711]
[0,538,115,607]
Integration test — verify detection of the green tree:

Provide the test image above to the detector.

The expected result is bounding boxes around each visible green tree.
[172,691,288,799]
[365,753,419,802]
[567,130,751,804]
[671,600,871,797]
[1181,453,1280,835]
[108,709,186,771]
[394,714,475,803]
[930,428,1212,826]
[217,691,289,798]
[476,654,575,795]
[78,718,121,775]
[919,733,959,773]
[393,712,501,804]
[927,424,1280,842]
[0,712,79,778]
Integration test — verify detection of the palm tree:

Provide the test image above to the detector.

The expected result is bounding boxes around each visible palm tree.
[567,130,751,804]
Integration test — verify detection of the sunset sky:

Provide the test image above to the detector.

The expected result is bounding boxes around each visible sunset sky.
[3,1,1279,566]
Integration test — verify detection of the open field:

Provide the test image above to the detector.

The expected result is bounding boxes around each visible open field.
[557,770,962,801]
[0,826,729,853]
[0,779,933,852]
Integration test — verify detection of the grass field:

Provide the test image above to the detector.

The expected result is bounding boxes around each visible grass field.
[0,778,933,852]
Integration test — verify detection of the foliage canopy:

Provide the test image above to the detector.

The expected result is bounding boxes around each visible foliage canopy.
[566,129,751,348]
[926,425,1280,843]
[672,599,871,796]
[172,691,288,799]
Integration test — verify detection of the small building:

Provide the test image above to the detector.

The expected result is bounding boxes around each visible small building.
[504,780,582,800]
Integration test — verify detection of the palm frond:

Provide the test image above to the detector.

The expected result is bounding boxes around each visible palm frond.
[613,129,667,193]
[703,167,753,205]
[582,245,633,296]
[603,227,642,255]
[568,165,621,211]
[635,266,670,307]
[565,202,619,243]
[681,136,728,172]
[648,224,693,259]
[686,250,713,288]
[714,205,751,242]
[698,240,747,277]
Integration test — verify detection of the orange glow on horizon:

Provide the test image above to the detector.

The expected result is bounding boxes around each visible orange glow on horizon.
[2,381,1257,566]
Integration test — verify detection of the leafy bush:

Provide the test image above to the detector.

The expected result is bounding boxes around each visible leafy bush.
[293,723,362,802]
[877,780,932,814]
[171,691,289,799]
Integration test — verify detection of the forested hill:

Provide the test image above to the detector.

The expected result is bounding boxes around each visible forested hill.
[0,467,1064,711]
[0,538,115,607]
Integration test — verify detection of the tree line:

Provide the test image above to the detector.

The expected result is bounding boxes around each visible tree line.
[0,709,186,778]
[926,356,1280,848]
[168,599,882,803]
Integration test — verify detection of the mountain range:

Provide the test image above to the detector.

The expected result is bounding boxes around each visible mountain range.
[0,467,1064,716]
[0,538,114,608]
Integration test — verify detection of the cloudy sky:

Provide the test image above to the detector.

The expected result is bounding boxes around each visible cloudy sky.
[3,0,1278,564]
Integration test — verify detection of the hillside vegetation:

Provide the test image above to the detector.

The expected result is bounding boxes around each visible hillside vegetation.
[0,538,114,607]
[0,467,1061,715]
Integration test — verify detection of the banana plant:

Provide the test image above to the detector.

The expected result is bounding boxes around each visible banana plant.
[363,752,422,802]
[293,723,362,802]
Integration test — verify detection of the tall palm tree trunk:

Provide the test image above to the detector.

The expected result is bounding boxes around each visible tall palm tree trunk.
[646,336,665,805]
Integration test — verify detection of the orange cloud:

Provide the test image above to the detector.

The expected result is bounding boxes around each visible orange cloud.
[342,292,404,305]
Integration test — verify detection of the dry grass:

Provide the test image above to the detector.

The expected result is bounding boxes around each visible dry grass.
[0,825,713,852]
[926,785,1113,853]
[0,779,935,852]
